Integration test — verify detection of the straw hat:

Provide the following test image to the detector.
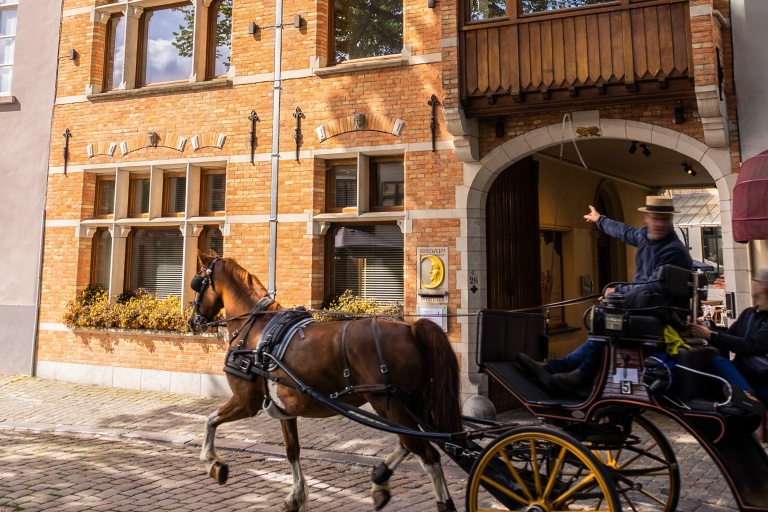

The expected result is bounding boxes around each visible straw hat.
[637,196,679,215]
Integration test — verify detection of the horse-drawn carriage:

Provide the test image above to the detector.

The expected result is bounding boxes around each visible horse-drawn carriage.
[189,252,768,512]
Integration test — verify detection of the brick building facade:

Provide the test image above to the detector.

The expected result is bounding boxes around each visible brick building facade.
[38,0,747,402]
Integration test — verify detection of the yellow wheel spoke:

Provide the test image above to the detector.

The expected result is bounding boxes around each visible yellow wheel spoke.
[542,445,567,500]
[499,449,535,502]
[551,472,597,505]
[479,473,529,507]
[529,441,542,495]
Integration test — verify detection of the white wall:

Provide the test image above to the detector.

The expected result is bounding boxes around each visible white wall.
[0,0,62,375]
[733,0,768,160]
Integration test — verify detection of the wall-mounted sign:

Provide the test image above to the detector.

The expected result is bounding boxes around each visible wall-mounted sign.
[417,304,447,331]
[418,247,448,301]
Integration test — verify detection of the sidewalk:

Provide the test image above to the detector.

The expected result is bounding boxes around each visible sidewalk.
[0,374,743,511]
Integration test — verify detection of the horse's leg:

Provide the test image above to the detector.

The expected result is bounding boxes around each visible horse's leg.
[200,395,253,484]
[371,443,410,510]
[367,398,456,512]
[279,418,309,512]
[403,437,456,512]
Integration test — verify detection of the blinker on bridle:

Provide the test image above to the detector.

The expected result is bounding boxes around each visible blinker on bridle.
[191,257,221,329]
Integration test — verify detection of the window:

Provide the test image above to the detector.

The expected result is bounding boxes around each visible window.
[521,0,613,14]
[201,169,225,215]
[327,162,357,212]
[91,229,112,289]
[199,226,224,256]
[128,228,183,298]
[469,0,507,21]
[332,0,403,63]
[371,159,404,210]
[540,230,566,328]
[129,175,150,216]
[328,224,403,303]
[103,14,125,90]
[95,176,115,218]
[207,0,231,78]
[140,4,193,85]
[163,172,186,216]
[97,0,229,90]
[701,226,723,277]
[0,0,17,95]
[324,156,404,214]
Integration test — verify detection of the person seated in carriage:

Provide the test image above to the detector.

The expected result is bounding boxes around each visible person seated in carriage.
[519,195,691,392]
[688,269,768,405]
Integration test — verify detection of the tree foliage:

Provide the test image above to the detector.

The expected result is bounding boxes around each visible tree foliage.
[172,0,231,71]
[334,0,403,62]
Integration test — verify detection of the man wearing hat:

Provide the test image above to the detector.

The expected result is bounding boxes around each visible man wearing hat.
[520,195,692,392]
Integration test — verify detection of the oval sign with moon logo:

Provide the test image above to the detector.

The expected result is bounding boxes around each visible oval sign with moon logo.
[420,254,445,289]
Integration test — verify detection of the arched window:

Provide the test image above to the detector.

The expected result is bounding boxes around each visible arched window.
[207,0,231,78]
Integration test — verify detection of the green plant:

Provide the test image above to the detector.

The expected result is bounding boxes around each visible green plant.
[313,290,403,322]
[63,286,193,332]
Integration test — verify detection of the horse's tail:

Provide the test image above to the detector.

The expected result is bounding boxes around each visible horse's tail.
[409,318,463,435]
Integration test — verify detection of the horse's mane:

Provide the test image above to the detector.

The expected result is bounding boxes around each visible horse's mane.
[220,258,276,307]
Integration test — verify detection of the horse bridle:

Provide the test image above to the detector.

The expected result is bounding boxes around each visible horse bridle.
[190,257,221,330]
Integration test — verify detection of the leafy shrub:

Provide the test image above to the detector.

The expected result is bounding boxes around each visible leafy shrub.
[313,290,403,322]
[63,286,193,332]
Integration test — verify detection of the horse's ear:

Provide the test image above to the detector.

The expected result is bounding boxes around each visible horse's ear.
[207,249,220,258]
[197,250,208,267]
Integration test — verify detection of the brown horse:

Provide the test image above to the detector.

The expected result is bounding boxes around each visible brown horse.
[188,252,463,512]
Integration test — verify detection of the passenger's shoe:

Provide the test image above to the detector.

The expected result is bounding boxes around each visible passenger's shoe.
[517,353,554,389]
[551,369,592,392]
[729,385,767,416]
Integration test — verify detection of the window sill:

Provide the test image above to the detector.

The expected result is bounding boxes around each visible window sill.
[314,55,405,77]
[0,95,16,105]
[87,79,232,102]
[313,211,404,222]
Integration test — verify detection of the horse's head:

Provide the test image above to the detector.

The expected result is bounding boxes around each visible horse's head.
[188,251,225,333]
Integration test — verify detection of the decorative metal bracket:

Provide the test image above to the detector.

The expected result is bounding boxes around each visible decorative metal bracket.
[292,106,305,161]
[427,95,440,152]
[63,128,72,175]
[248,110,260,165]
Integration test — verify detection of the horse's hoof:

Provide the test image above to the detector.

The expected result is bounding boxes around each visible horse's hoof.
[209,461,229,485]
[437,498,457,512]
[373,488,391,511]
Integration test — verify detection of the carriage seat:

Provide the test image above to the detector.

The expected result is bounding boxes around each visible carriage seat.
[673,346,766,417]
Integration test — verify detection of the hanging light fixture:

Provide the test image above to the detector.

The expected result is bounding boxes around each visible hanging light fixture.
[641,144,651,157]
[683,163,697,177]
[628,141,638,154]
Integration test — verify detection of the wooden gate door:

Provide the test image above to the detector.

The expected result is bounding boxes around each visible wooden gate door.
[485,157,542,411]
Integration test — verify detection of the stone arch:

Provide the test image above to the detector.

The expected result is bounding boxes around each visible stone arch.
[455,118,749,396]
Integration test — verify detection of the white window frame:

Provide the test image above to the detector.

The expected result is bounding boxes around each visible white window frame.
[0,0,18,98]
[79,162,226,308]
[91,0,229,93]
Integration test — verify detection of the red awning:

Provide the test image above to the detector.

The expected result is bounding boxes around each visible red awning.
[733,151,768,243]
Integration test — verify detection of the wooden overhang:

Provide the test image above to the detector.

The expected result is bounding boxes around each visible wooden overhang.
[459,0,696,116]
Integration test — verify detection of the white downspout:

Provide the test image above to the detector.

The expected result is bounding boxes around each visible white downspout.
[268,0,285,298]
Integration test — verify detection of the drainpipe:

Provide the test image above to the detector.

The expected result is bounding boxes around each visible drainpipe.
[268,0,284,298]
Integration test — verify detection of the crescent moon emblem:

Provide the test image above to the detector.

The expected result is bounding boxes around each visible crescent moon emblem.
[420,255,445,289]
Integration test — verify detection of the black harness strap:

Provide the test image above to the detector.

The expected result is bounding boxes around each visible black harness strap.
[371,317,392,389]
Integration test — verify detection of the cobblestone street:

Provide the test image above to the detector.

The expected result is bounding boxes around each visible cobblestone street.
[0,375,755,511]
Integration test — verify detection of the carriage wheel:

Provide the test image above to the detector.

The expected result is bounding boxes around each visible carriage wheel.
[465,426,621,512]
[589,414,680,512]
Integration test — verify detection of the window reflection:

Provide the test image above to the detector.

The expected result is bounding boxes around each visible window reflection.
[142,5,193,85]
[333,0,403,63]
[209,0,231,77]
[105,15,125,90]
